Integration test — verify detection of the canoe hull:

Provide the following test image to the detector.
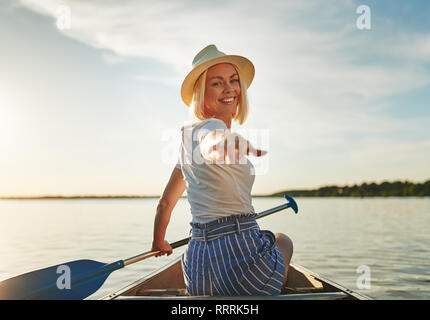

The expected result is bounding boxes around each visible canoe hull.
[102,257,371,300]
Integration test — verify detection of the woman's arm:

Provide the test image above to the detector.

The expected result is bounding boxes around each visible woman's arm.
[151,167,186,257]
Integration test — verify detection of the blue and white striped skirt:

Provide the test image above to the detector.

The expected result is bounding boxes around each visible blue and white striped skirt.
[181,214,285,296]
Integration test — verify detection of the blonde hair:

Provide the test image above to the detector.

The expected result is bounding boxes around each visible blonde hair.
[191,64,249,125]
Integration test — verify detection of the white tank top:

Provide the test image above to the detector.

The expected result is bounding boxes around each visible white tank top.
[176,118,256,223]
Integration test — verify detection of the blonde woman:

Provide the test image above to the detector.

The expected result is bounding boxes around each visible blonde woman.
[151,45,293,295]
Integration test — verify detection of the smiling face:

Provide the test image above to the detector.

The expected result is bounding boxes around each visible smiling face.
[203,63,241,125]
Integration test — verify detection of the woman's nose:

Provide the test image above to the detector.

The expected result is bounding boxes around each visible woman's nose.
[223,83,234,92]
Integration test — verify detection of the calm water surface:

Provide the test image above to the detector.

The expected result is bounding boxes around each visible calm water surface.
[0,197,429,300]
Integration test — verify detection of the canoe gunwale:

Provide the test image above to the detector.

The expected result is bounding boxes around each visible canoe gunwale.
[112,292,349,300]
[286,263,372,300]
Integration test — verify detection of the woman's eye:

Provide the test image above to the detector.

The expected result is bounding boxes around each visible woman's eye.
[211,79,238,86]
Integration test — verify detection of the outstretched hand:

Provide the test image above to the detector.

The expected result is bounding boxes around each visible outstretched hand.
[202,131,268,164]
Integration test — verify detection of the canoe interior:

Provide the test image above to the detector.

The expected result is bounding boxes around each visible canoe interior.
[103,258,370,300]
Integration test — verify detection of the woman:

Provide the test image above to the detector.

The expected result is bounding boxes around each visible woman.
[151,45,293,296]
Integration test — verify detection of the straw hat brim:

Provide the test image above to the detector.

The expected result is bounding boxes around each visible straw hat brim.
[181,55,255,107]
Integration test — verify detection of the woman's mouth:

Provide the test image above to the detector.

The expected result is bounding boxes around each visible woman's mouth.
[219,97,236,105]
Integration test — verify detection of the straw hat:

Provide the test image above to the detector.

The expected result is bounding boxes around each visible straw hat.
[181,44,255,106]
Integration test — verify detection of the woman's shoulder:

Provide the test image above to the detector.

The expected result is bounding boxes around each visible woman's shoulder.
[180,118,227,132]
[179,118,228,145]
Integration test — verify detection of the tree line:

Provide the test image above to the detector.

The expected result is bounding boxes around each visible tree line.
[269,179,430,197]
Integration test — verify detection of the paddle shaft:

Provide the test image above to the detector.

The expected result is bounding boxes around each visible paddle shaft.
[123,237,190,266]
[123,198,296,266]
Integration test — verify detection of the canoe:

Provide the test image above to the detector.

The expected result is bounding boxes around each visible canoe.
[102,257,371,300]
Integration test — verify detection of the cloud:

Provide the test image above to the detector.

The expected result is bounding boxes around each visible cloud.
[389,33,430,61]
[12,1,430,103]
[101,51,127,64]
[11,0,430,187]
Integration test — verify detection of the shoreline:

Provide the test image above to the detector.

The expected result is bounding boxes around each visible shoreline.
[2,179,429,199]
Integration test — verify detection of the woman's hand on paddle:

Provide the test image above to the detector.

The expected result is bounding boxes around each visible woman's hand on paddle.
[151,240,173,257]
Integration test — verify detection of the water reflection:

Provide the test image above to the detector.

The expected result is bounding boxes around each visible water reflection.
[0,197,429,299]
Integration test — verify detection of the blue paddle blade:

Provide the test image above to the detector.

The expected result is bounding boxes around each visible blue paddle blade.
[0,259,124,300]
[284,194,298,214]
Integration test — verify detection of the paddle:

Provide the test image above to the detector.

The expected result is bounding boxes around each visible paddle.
[0,194,298,300]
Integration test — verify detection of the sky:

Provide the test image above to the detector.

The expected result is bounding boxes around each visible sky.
[0,0,429,196]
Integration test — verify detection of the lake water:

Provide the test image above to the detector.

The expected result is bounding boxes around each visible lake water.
[0,197,429,300]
